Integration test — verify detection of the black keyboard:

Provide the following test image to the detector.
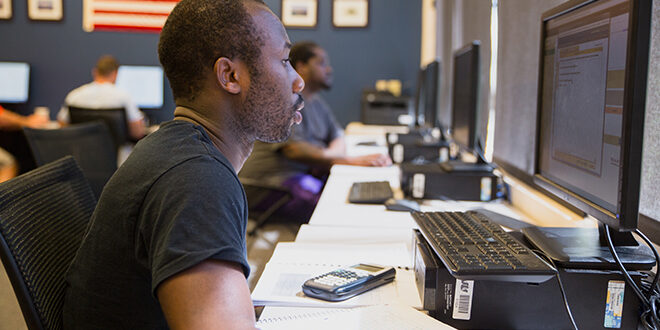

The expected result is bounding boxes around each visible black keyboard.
[348,181,394,204]
[412,211,556,283]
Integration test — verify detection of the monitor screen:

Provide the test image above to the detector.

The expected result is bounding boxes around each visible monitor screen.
[451,42,480,153]
[115,65,164,109]
[535,0,650,230]
[0,62,30,103]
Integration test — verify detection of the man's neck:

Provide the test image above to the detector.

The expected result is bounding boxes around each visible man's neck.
[173,105,253,172]
[93,77,114,84]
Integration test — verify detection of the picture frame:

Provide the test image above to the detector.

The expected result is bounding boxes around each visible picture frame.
[28,0,62,21]
[281,0,317,29]
[332,0,369,28]
[0,0,12,20]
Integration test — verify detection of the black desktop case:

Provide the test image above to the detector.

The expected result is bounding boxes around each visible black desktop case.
[413,230,645,329]
[400,162,497,201]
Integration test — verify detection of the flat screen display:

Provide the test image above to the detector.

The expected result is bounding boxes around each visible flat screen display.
[537,0,631,215]
[0,62,30,103]
[115,65,164,108]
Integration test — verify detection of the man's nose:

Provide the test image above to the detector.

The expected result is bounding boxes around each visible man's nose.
[293,71,305,93]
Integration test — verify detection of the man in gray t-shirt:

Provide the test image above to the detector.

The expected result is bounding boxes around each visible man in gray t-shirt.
[239,41,391,222]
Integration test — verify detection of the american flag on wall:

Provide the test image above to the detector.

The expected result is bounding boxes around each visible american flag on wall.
[83,0,180,33]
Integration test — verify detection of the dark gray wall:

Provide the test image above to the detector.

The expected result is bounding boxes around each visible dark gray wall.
[0,0,421,126]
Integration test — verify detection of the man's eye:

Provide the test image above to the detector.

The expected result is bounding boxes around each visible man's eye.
[283,58,291,65]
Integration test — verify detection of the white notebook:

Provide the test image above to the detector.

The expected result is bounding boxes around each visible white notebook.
[256,304,455,329]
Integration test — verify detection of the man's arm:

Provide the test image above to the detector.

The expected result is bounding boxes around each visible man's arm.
[128,119,146,140]
[0,109,49,129]
[157,259,256,330]
[281,136,391,167]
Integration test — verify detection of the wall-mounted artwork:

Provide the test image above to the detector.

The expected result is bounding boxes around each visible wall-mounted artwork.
[28,0,62,21]
[333,0,369,28]
[82,0,179,33]
[281,0,318,29]
[0,0,12,19]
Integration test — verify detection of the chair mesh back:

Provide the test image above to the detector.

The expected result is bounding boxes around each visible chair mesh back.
[0,156,96,330]
[68,106,128,149]
[24,122,117,199]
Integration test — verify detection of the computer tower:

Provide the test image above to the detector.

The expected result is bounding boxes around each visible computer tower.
[400,162,497,201]
[413,230,645,329]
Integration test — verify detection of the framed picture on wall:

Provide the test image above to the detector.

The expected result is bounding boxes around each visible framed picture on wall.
[28,0,63,21]
[281,0,317,28]
[332,0,369,28]
[0,0,12,19]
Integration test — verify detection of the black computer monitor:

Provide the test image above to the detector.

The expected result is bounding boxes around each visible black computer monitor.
[0,62,30,103]
[115,65,164,109]
[525,0,654,269]
[413,68,425,127]
[413,61,442,130]
[451,41,482,157]
[423,60,441,129]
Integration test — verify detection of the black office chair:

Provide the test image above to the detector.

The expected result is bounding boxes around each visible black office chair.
[0,156,96,330]
[68,106,129,150]
[23,122,117,199]
[240,178,293,237]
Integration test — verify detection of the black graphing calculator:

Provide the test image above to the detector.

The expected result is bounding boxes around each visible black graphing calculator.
[302,263,396,302]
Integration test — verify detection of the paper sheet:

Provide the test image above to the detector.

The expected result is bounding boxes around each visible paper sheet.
[256,304,455,329]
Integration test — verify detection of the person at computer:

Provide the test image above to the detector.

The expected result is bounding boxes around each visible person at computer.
[63,0,305,328]
[0,105,50,182]
[239,41,391,222]
[57,55,146,140]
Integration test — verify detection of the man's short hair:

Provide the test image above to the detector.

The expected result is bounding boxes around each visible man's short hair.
[158,0,266,102]
[95,55,119,77]
[290,41,320,70]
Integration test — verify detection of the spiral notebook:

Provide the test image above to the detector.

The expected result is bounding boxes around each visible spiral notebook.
[256,304,455,329]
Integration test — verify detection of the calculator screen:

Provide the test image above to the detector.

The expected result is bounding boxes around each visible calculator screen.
[354,264,383,273]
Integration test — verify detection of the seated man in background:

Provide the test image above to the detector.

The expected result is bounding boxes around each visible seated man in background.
[0,105,50,182]
[57,55,146,140]
[239,41,391,223]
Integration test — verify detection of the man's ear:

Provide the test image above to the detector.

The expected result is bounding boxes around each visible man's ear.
[213,57,241,94]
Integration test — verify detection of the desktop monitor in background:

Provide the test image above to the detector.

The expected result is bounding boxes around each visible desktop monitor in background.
[524,0,654,270]
[450,41,484,161]
[413,68,426,127]
[0,62,30,103]
[422,60,441,130]
[115,65,164,109]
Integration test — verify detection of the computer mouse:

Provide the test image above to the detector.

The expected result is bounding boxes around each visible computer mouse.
[384,198,420,212]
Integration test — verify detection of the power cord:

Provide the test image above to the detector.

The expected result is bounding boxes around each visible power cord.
[532,249,579,330]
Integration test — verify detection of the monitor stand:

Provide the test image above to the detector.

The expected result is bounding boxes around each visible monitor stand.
[522,224,655,270]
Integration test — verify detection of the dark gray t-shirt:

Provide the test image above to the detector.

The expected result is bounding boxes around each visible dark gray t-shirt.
[63,120,249,329]
[239,96,343,184]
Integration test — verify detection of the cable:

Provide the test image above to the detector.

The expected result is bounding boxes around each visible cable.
[632,229,660,330]
[635,229,660,300]
[604,224,650,307]
[532,249,579,330]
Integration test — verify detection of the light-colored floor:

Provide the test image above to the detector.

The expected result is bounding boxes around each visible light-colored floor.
[0,220,298,330]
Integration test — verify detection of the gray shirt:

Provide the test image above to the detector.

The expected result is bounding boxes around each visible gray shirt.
[239,96,343,185]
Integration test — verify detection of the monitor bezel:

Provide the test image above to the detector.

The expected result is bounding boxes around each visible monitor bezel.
[532,0,651,231]
[450,41,481,155]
